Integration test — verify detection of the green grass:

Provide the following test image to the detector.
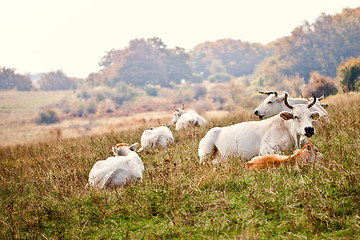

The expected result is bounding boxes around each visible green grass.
[1,93,360,239]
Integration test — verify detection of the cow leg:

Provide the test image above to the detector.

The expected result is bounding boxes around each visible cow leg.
[211,145,223,164]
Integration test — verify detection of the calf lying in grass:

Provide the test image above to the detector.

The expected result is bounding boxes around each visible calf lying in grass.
[87,143,144,188]
[138,124,174,152]
[246,143,323,170]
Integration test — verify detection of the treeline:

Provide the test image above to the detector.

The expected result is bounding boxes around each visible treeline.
[0,68,79,91]
[252,7,360,96]
[1,7,360,95]
[86,38,271,87]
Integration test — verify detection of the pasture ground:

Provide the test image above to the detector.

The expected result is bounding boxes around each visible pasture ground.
[0,92,360,239]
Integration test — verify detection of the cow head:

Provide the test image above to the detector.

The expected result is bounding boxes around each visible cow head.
[150,124,171,130]
[293,143,323,163]
[254,91,286,119]
[172,109,184,124]
[280,93,320,139]
[112,143,139,156]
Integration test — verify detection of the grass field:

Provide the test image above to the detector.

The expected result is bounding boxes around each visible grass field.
[0,89,230,147]
[0,90,176,147]
[0,92,359,239]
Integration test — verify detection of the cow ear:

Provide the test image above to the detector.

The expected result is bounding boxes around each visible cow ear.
[277,94,286,103]
[321,103,328,109]
[129,143,139,152]
[311,112,320,120]
[280,111,293,120]
[166,124,170,129]
[112,147,117,155]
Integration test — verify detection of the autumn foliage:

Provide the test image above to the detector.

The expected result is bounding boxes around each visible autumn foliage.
[337,57,360,93]
[303,72,338,98]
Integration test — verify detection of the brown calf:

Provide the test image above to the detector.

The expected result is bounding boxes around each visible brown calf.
[246,143,323,170]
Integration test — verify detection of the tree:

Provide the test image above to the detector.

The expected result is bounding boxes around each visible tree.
[116,39,168,87]
[190,39,272,79]
[303,72,338,97]
[38,70,77,90]
[0,67,32,91]
[337,57,360,93]
[163,46,192,85]
[88,37,193,87]
[260,7,360,82]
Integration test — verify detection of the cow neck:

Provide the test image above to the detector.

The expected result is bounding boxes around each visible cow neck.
[282,118,298,148]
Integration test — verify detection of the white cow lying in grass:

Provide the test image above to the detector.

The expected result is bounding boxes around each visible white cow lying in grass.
[138,124,174,152]
[198,93,320,163]
[172,108,207,130]
[246,143,323,170]
[87,143,144,189]
[254,91,329,123]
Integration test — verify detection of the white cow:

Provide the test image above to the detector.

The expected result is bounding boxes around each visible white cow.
[254,91,329,123]
[198,93,320,163]
[172,109,207,130]
[88,143,144,188]
[138,124,174,152]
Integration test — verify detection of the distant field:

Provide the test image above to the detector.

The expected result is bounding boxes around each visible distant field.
[0,92,359,239]
[0,90,229,146]
[0,90,76,121]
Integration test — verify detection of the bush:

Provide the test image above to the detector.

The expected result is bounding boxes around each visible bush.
[208,72,233,83]
[303,72,338,98]
[337,57,360,93]
[111,82,136,106]
[145,86,158,96]
[36,108,60,124]
[38,70,78,91]
[71,101,97,117]
[193,85,207,100]
[77,89,91,100]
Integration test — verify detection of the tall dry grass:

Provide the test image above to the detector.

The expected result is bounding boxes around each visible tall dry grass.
[0,93,359,239]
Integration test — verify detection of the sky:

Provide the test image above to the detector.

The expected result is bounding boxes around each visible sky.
[1,0,359,78]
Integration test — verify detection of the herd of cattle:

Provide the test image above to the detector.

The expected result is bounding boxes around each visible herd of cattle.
[87,91,329,189]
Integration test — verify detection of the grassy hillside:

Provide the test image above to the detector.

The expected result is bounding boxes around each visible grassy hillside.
[0,93,359,239]
[0,90,175,146]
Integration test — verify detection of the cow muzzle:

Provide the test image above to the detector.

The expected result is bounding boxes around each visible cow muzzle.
[254,110,264,119]
[304,127,315,137]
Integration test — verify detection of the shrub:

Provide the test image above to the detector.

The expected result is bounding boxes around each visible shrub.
[38,70,78,91]
[303,72,338,98]
[77,89,91,100]
[145,86,158,96]
[71,101,97,117]
[36,108,60,124]
[208,72,233,83]
[337,57,360,93]
[193,85,207,100]
[111,82,137,106]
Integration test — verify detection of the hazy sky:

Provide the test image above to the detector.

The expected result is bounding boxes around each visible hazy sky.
[1,0,359,78]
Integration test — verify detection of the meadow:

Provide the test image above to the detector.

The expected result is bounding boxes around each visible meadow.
[0,92,360,239]
[0,90,175,147]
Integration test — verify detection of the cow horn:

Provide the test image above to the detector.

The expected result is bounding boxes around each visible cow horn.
[308,93,317,108]
[284,92,293,110]
[259,91,278,97]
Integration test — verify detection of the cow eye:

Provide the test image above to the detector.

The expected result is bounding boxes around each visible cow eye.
[268,101,272,104]
[294,116,299,120]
